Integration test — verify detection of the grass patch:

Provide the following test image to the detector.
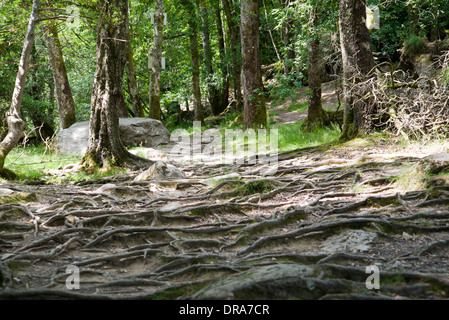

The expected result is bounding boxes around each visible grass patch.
[3,145,80,182]
[276,121,341,152]
[394,163,426,192]
[2,144,127,184]
[287,101,308,113]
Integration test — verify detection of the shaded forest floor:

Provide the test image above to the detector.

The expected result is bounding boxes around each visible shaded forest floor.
[1,133,449,300]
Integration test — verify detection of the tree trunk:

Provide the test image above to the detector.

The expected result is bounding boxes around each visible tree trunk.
[214,0,229,113]
[148,0,164,120]
[304,5,324,130]
[81,0,150,172]
[125,1,144,118]
[0,0,40,174]
[283,19,295,76]
[241,0,267,129]
[223,0,242,111]
[181,0,203,122]
[190,24,203,122]
[305,36,324,130]
[200,0,223,116]
[44,23,77,129]
[339,0,375,140]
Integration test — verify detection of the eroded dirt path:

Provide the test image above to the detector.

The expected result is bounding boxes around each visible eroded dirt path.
[1,138,449,300]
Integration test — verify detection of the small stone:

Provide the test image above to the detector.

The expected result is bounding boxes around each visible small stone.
[134,161,185,181]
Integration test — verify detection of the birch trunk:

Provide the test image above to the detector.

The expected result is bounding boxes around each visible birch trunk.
[0,0,40,173]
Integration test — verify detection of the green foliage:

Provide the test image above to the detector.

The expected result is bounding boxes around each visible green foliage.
[403,35,427,56]
[267,71,304,105]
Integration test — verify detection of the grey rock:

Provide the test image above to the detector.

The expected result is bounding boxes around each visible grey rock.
[134,161,185,181]
[189,263,360,300]
[55,118,170,156]
[129,147,168,160]
[0,188,15,195]
[421,153,449,174]
[320,230,378,253]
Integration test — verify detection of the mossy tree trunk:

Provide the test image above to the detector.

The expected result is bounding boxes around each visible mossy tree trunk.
[80,0,151,173]
[241,0,267,130]
[339,0,375,141]
[0,0,40,175]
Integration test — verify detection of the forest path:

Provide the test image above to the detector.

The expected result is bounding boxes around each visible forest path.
[1,135,449,300]
[268,80,340,126]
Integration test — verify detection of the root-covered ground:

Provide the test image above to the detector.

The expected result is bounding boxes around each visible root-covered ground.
[1,137,449,300]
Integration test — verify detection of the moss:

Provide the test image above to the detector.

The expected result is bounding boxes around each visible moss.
[189,209,206,216]
[236,180,277,196]
[0,168,17,180]
[0,192,37,205]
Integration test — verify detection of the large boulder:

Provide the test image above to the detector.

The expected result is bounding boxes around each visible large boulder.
[54,118,170,156]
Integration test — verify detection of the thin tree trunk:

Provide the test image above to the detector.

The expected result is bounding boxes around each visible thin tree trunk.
[148,0,164,120]
[283,19,295,76]
[305,36,324,129]
[223,0,242,111]
[0,0,40,173]
[181,0,203,122]
[125,2,144,118]
[241,0,267,129]
[81,0,150,172]
[339,0,375,140]
[44,23,77,129]
[190,24,203,122]
[214,0,229,113]
[304,5,324,130]
[200,0,223,115]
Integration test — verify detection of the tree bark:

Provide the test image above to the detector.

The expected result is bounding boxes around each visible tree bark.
[148,0,164,120]
[241,0,267,129]
[214,0,229,113]
[0,0,40,173]
[44,23,77,129]
[181,0,203,122]
[305,36,324,130]
[339,0,375,140]
[125,2,144,118]
[81,0,150,172]
[190,23,203,122]
[283,19,295,76]
[200,0,224,115]
[304,5,324,130]
[223,0,242,111]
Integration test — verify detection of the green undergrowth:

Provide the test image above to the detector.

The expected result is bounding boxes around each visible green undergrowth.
[1,145,126,184]
[276,121,341,152]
